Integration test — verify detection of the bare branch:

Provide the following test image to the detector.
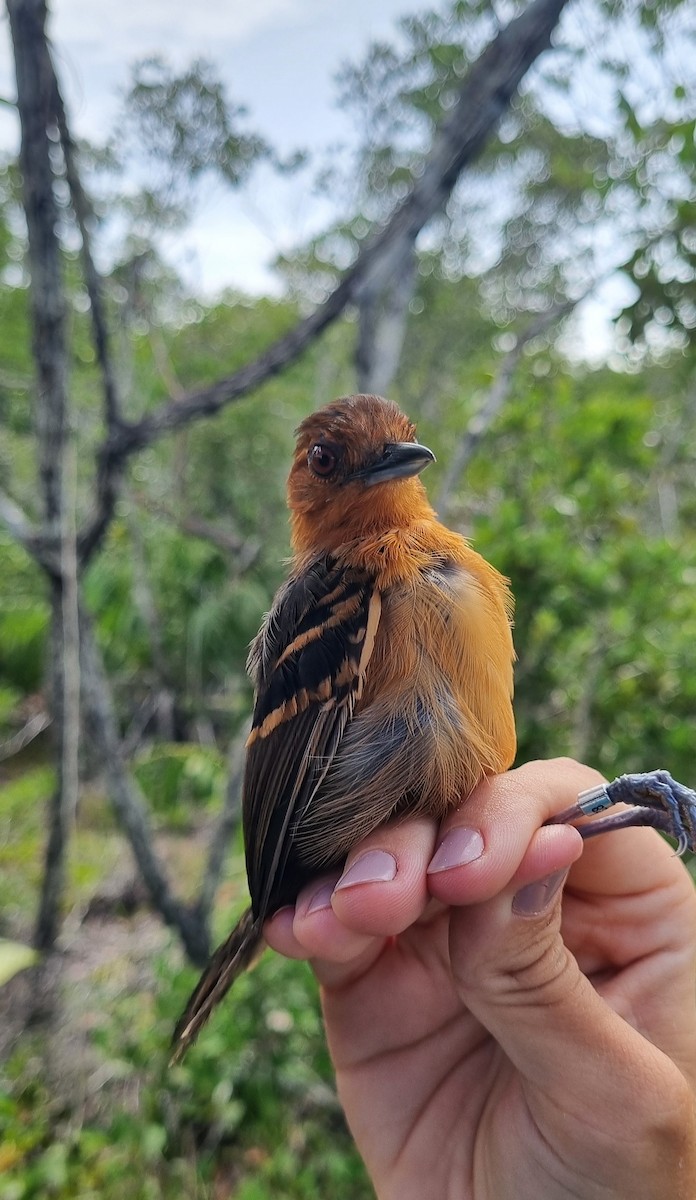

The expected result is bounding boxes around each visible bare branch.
[48,61,127,571]
[51,79,123,432]
[79,606,210,965]
[194,725,247,926]
[129,490,262,576]
[0,712,52,763]
[0,488,39,551]
[0,487,62,575]
[435,297,578,517]
[181,515,261,568]
[356,244,416,395]
[149,327,186,400]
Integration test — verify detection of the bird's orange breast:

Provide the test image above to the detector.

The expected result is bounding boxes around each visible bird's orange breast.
[363,553,516,800]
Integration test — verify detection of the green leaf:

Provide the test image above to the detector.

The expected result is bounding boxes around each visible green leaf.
[0,939,37,986]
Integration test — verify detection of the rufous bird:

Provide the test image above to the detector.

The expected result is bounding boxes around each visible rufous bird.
[173,392,696,1060]
[172,392,515,1058]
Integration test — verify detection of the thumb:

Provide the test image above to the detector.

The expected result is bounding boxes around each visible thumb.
[448,826,639,1116]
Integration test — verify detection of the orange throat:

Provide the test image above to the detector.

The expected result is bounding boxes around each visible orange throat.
[290,475,437,561]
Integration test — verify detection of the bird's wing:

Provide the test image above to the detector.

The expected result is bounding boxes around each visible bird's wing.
[243,555,382,919]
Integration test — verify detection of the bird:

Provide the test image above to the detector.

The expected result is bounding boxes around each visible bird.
[172,393,696,1061]
[172,392,516,1060]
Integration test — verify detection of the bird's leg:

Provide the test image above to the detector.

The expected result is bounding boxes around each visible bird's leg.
[545,770,696,856]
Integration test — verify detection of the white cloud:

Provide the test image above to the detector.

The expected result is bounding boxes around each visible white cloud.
[0,0,420,293]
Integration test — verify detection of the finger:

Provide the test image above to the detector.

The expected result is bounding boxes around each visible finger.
[328,815,438,938]
[446,828,691,1167]
[263,875,376,962]
[264,905,310,959]
[265,817,439,990]
[427,758,589,907]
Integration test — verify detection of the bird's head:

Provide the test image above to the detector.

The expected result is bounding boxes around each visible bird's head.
[288,394,436,556]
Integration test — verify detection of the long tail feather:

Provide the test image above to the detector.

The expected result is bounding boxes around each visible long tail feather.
[171,908,264,1063]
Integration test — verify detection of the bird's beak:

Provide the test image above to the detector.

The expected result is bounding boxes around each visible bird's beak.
[351,441,436,487]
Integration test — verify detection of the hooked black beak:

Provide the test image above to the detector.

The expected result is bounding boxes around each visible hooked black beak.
[350,441,436,487]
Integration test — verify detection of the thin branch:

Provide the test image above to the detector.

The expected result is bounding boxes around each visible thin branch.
[0,712,52,763]
[194,725,247,926]
[79,605,210,965]
[356,242,417,395]
[0,487,61,576]
[48,68,127,573]
[131,490,255,558]
[128,490,262,578]
[50,74,122,432]
[148,327,186,400]
[435,296,578,517]
[181,516,261,570]
[0,488,39,550]
[124,496,173,690]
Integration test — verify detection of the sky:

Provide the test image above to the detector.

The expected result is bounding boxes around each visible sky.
[0,0,423,294]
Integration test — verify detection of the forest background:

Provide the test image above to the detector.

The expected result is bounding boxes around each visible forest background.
[0,0,695,1196]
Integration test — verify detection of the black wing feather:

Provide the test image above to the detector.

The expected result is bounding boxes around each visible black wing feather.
[243,555,380,919]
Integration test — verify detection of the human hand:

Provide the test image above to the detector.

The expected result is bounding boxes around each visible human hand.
[265,759,696,1199]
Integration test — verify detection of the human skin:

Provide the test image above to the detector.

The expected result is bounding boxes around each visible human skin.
[265,758,696,1200]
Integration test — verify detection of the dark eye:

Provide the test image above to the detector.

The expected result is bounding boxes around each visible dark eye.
[308,443,338,477]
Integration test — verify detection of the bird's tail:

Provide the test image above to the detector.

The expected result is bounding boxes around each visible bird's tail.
[170,907,264,1064]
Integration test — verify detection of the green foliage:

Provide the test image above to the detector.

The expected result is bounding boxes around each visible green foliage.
[445,355,696,779]
[124,57,269,182]
[0,948,371,1200]
[0,577,50,695]
[133,744,226,825]
[0,767,55,923]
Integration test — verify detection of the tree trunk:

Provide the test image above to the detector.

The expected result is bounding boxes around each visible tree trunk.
[355,240,416,394]
[7,0,79,953]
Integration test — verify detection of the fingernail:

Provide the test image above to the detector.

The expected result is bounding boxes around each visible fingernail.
[427,827,484,874]
[306,883,336,915]
[512,868,569,917]
[334,850,397,891]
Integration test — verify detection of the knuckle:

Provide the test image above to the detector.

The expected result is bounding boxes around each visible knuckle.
[455,915,576,1009]
[497,925,576,1008]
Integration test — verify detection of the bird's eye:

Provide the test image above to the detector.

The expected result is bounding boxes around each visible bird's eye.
[308,443,338,478]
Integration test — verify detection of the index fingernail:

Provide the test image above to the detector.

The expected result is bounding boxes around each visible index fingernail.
[335,850,397,890]
[427,827,484,874]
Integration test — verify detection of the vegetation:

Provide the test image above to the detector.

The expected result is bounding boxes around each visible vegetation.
[1,0,695,1195]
